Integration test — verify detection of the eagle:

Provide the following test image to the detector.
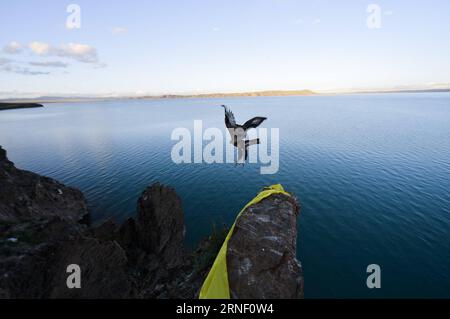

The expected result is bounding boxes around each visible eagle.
[221,105,267,164]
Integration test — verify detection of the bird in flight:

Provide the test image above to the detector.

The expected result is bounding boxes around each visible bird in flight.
[221,105,267,164]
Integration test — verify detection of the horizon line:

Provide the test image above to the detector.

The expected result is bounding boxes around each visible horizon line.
[2,85,450,102]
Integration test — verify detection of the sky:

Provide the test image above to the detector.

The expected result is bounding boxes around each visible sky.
[1,0,450,98]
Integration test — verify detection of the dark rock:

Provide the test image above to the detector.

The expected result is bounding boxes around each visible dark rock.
[107,184,189,298]
[0,103,43,111]
[136,183,185,269]
[0,216,76,298]
[227,193,303,299]
[0,213,131,298]
[48,237,131,298]
[1,147,146,298]
[117,217,138,250]
[0,146,88,224]
[89,218,118,241]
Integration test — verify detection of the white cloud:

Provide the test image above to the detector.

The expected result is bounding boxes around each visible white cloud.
[313,18,321,24]
[28,42,99,64]
[3,41,23,54]
[1,41,104,75]
[1,64,49,75]
[112,27,127,35]
[1,56,65,76]
[29,41,52,55]
[93,62,107,69]
[212,26,221,32]
[29,61,69,68]
[57,43,98,63]
[0,58,12,65]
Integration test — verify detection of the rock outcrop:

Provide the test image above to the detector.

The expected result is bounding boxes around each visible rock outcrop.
[0,145,303,299]
[136,184,185,269]
[0,103,43,111]
[0,146,129,298]
[227,193,303,298]
[0,145,196,298]
[0,146,88,224]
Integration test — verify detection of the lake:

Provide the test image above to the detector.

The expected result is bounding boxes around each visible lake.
[1,93,449,298]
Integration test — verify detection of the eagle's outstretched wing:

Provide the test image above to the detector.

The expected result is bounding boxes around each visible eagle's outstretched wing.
[242,116,267,130]
[222,105,237,128]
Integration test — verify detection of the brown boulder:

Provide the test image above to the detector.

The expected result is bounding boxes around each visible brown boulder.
[227,193,303,298]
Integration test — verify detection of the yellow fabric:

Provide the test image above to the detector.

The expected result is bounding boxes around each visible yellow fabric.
[199,184,291,299]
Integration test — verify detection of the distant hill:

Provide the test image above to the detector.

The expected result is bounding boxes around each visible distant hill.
[382,88,450,94]
[142,90,317,99]
[1,90,317,104]
[351,88,450,94]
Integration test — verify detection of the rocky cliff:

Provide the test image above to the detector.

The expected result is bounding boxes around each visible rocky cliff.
[0,145,303,298]
[0,146,88,224]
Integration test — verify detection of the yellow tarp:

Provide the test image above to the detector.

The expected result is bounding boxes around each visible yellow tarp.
[199,184,291,299]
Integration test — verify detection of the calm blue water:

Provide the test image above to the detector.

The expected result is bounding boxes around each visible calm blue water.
[1,94,449,298]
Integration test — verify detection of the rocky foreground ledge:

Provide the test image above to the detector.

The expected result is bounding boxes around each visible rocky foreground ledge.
[0,145,303,298]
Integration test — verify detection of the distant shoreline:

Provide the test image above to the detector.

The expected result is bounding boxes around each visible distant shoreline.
[0,90,316,104]
[1,88,449,104]
[140,89,316,99]
[0,102,44,111]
